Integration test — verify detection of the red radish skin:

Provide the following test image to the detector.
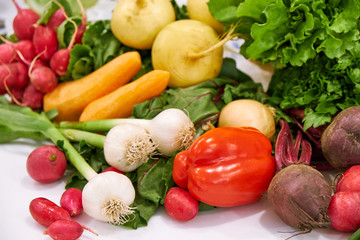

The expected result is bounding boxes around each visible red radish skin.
[75,0,86,44]
[164,187,199,221]
[0,62,28,92]
[30,66,58,93]
[0,43,17,64]
[33,25,59,61]
[336,165,360,192]
[47,9,67,30]
[22,84,45,110]
[9,87,24,103]
[328,191,360,232]
[0,64,18,92]
[29,197,71,227]
[44,220,83,240]
[26,145,67,183]
[44,219,98,240]
[49,5,78,77]
[101,166,124,174]
[12,0,40,40]
[50,49,70,77]
[60,188,83,217]
[12,62,29,89]
[14,40,36,62]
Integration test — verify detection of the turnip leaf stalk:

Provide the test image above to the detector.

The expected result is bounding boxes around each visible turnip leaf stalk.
[0,98,96,181]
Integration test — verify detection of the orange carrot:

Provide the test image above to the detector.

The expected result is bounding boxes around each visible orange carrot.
[43,51,142,121]
[79,70,170,121]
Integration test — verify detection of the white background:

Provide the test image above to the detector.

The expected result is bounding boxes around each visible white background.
[0,0,352,239]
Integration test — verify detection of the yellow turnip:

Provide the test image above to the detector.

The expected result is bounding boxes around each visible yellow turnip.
[111,0,175,50]
[152,19,227,88]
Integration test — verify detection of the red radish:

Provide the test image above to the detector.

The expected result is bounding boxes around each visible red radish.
[47,9,67,30]
[336,165,360,192]
[101,166,124,174]
[50,49,71,77]
[33,25,59,61]
[12,0,40,40]
[26,145,67,183]
[22,84,45,110]
[0,62,28,91]
[14,40,36,62]
[44,220,84,240]
[74,0,87,44]
[9,87,24,104]
[0,43,17,64]
[30,66,58,93]
[50,4,78,77]
[0,36,36,62]
[328,191,360,232]
[60,188,83,217]
[164,187,199,221]
[0,64,18,91]
[44,219,98,240]
[29,197,71,227]
[12,62,29,89]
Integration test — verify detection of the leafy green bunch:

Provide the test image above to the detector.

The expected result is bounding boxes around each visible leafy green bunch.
[267,42,360,130]
[209,0,360,68]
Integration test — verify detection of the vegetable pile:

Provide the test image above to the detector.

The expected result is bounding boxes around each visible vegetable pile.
[1,0,360,239]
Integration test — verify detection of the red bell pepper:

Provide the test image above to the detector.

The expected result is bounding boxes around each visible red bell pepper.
[173,127,275,207]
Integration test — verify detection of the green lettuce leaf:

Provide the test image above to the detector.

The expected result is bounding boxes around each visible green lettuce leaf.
[267,42,360,130]
[208,0,360,68]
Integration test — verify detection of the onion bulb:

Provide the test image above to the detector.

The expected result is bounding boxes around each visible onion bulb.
[187,0,224,33]
[151,19,224,88]
[104,123,157,172]
[82,171,136,225]
[218,99,276,139]
[110,0,175,49]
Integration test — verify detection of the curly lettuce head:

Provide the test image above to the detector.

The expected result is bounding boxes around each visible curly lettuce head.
[209,0,360,68]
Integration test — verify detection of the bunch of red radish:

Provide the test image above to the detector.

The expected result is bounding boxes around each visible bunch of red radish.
[26,144,96,239]
[0,0,85,110]
[30,190,97,240]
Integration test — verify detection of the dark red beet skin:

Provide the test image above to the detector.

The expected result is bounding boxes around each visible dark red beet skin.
[267,164,332,231]
[321,106,360,169]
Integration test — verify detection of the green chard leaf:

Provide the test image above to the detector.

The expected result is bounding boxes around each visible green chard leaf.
[133,58,264,138]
